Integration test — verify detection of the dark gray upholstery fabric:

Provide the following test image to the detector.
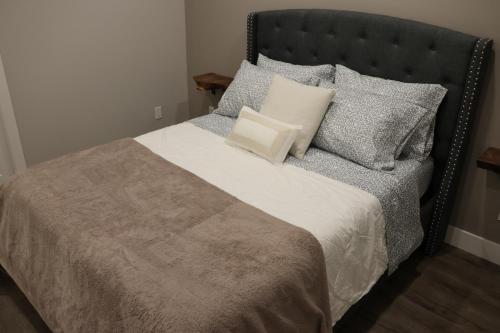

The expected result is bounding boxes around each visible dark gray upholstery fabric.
[247,9,492,255]
[249,9,474,194]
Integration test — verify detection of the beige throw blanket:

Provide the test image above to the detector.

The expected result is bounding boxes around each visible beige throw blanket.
[0,138,331,333]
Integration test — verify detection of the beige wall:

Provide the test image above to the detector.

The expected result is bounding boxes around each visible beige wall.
[185,0,500,244]
[0,0,189,165]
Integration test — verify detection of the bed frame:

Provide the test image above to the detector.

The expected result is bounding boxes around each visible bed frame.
[246,9,492,255]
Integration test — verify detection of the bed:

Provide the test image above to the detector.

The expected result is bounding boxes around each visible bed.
[0,9,492,333]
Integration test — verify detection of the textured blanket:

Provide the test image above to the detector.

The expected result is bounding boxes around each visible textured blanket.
[0,138,331,333]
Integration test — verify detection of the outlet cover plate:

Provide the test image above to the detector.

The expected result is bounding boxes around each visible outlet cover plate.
[154,106,163,120]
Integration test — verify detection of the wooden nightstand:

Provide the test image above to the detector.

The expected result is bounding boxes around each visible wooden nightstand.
[193,73,233,94]
[477,147,500,173]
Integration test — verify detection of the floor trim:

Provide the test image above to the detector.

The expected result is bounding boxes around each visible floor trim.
[445,225,500,266]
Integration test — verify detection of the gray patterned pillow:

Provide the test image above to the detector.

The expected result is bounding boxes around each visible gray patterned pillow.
[257,53,335,82]
[335,65,447,161]
[313,82,427,171]
[214,60,319,118]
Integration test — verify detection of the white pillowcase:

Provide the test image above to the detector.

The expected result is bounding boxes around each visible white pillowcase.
[226,106,302,164]
[259,75,336,159]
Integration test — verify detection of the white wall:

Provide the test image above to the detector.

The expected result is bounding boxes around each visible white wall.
[0,0,189,165]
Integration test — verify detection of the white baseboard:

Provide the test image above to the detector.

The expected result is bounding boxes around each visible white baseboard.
[445,225,500,266]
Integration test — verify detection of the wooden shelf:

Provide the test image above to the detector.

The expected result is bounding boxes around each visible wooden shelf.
[477,147,500,173]
[193,73,233,94]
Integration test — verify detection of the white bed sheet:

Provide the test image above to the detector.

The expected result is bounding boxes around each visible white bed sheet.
[135,122,388,323]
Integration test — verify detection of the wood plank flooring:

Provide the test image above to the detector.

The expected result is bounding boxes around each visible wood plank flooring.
[336,245,500,332]
[1,245,499,332]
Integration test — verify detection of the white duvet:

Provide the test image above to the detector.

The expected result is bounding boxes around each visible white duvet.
[135,122,388,323]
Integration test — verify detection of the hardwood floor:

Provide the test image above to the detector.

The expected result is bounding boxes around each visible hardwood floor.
[0,245,499,332]
[336,245,500,332]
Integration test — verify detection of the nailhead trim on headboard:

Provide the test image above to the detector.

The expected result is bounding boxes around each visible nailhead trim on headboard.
[425,37,492,255]
[247,12,257,63]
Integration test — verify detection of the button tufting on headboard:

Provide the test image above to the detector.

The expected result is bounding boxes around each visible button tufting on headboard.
[247,9,493,255]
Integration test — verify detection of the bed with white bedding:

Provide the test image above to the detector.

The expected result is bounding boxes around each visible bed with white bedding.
[0,116,432,331]
[138,112,435,321]
[136,120,393,322]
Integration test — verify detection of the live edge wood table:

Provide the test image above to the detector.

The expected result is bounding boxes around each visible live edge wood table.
[477,147,500,173]
[193,73,233,94]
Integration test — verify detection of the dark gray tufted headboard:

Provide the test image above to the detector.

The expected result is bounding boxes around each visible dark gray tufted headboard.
[246,9,492,255]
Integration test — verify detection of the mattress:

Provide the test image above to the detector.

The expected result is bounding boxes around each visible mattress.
[136,122,388,322]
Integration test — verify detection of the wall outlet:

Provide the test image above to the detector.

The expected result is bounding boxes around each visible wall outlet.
[154,106,163,120]
[497,212,500,221]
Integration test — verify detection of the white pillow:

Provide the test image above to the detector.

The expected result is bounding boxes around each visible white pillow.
[226,106,302,164]
[259,75,335,159]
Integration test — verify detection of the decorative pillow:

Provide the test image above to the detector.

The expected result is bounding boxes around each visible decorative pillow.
[259,75,335,159]
[214,60,320,118]
[313,81,427,171]
[226,106,302,164]
[335,65,447,160]
[257,53,335,82]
